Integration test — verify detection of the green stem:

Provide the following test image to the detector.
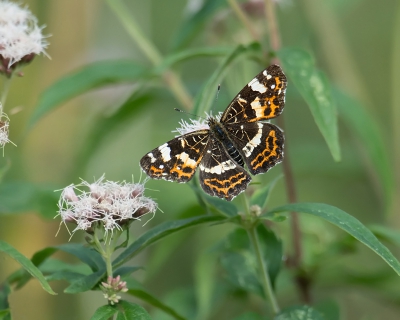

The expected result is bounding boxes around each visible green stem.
[247,226,280,314]
[104,0,193,110]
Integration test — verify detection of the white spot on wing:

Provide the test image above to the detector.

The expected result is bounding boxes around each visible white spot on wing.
[248,78,267,93]
[250,97,263,118]
[148,152,156,163]
[177,152,197,167]
[242,123,263,157]
[159,143,171,162]
[200,160,236,174]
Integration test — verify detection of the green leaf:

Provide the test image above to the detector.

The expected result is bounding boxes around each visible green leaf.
[266,203,400,276]
[171,0,227,50]
[274,305,325,320]
[278,48,340,161]
[233,312,264,320]
[45,271,87,283]
[218,225,282,297]
[116,301,151,320]
[0,241,56,295]
[57,243,104,272]
[204,195,238,217]
[0,309,11,320]
[155,46,232,73]
[193,42,262,116]
[113,215,225,268]
[64,269,105,293]
[0,282,11,310]
[314,300,340,320]
[127,289,185,320]
[250,175,283,210]
[29,60,148,127]
[0,182,58,218]
[90,305,117,320]
[334,89,394,211]
[113,266,142,278]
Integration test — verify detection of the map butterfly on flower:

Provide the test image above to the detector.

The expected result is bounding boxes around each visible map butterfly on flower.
[140,65,286,201]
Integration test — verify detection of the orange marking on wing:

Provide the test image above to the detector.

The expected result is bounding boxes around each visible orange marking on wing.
[203,172,248,197]
[150,166,164,177]
[250,130,280,170]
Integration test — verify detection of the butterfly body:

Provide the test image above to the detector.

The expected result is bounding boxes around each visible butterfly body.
[140,65,287,201]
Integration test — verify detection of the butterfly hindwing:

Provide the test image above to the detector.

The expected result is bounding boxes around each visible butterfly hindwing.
[199,137,251,201]
[226,122,284,175]
[221,64,287,124]
[140,131,209,183]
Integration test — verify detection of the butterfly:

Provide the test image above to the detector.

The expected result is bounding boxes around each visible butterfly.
[140,65,286,201]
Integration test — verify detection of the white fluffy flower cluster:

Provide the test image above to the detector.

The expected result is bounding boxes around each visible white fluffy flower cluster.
[173,111,222,136]
[0,0,49,75]
[57,176,157,235]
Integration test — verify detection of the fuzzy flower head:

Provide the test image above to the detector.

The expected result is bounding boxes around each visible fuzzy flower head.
[0,0,49,77]
[57,176,158,236]
[0,107,16,153]
[173,111,222,136]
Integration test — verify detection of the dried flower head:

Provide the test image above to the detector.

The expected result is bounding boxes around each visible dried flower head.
[0,108,16,153]
[0,0,49,77]
[57,175,158,236]
[101,275,128,305]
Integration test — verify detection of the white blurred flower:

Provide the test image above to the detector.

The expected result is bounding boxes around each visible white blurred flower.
[0,108,16,153]
[57,175,157,236]
[0,0,49,76]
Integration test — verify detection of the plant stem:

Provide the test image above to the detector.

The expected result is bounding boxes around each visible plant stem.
[263,0,308,302]
[228,0,260,41]
[247,226,280,314]
[104,0,193,110]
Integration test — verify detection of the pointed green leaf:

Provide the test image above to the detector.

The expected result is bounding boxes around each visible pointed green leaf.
[29,60,149,127]
[204,195,238,217]
[113,215,225,268]
[266,203,400,276]
[90,305,117,320]
[278,48,340,161]
[0,241,56,295]
[64,269,105,293]
[116,301,151,320]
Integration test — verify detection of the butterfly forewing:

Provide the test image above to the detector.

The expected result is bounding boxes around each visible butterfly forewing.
[199,137,251,201]
[140,130,210,183]
[221,65,287,124]
[225,122,284,175]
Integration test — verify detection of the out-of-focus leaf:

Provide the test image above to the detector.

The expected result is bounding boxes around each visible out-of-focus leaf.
[233,312,264,320]
[250,175,283,210]
[90,305,117,320]
[334,89,394,211]
[274,305,325,320]
[0,241,56,295]
[113,266,142,278]
[314,300,340,320]
[278,48,340,161]
[113,215,225,268]
[64,269,105,293]
[116,301,151,320]
[0,309,10,320]
[0,282,11,311]
[127,289,186,320]
[369,224,400,247]
[171,0,227,50]
[0,182,58,219]
[156,46,232,73]
[193,42,262,116]
[266,203,400,276]
[29,60,149,127]
[45,271,86,283]
[218,225,282,297]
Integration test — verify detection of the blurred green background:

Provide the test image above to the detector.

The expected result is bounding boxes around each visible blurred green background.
[0,0,399,319]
